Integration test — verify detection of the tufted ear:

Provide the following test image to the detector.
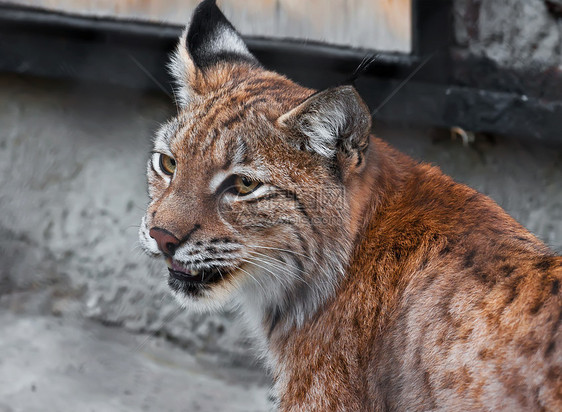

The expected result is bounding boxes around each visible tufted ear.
[278,86,372,162]
[168,0,259,106]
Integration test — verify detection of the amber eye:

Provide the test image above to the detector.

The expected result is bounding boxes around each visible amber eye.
[159,154,176,176]
[233,175,260,195]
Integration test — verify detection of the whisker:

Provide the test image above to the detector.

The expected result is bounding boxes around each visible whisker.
[246,244,314,262]
[249,255,311,287]
[170,85,181,116]
[371,52,435,117]
[236,263,268,295]
[128,54,173,99]
[242,256,309,289]
[247,244,325,277]
[248,251,310,279]
[240,258,288,288]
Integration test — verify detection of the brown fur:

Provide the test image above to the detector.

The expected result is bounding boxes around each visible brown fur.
[140,3,562,410]
[271,139,561,410]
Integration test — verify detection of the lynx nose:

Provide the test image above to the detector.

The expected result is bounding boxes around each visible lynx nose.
[149,228,180,256]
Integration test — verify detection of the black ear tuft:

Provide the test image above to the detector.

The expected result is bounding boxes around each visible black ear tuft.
[187,0,258,69]
[345,54,378,86]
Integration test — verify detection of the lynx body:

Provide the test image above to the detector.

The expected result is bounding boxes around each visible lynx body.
[139,1,562,410]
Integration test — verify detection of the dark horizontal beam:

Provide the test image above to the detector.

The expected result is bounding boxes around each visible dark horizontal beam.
[1,3,561,144]
[0,4,416,89]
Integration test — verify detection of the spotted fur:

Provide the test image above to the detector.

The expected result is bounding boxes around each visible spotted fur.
[139,1,562,410]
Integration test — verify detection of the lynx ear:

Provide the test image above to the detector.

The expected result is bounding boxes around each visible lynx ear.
[168,0,259,106]
[278,86,372,160]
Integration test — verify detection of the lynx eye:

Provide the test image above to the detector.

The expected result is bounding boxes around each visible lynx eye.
[159,154,176,176]
[233,175,260,195]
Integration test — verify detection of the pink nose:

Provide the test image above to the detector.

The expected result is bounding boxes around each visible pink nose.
[149,228,180,256]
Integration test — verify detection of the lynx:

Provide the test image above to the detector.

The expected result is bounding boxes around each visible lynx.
[139,0,562,410]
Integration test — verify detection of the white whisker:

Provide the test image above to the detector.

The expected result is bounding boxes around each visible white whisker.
[246,244,314,262]
[236,264,268,295]
[247,252,311,286]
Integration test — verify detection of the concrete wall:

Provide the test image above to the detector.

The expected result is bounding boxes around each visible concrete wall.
[1,75,560,366]
[454,0,562,69]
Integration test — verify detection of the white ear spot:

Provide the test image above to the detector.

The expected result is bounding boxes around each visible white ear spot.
[208,26,252,57]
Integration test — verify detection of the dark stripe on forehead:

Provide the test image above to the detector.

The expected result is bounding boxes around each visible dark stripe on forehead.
[170,115,201,151]
[244,76,291,90]
[200,127,219,154]
[197,93,246,153]
[223,91,248,108]
[220,86,269,112]
[206,100,269,162]
[244,84,288,97]
[221,134,249,169]
[222,156,232,170]
[222,95,267,125]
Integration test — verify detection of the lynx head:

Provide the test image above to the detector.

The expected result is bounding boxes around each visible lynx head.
[139,0,372,328]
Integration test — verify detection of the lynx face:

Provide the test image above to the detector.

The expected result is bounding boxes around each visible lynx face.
[139,0,371,323]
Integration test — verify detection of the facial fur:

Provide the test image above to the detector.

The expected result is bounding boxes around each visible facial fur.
[138,2,371,335]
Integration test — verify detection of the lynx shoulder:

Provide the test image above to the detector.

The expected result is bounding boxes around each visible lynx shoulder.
[139,1,562,410]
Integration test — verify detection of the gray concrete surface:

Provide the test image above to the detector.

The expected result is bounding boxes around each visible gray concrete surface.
[0,74,561,410]
[454,0,562,69]
[0,312,270,412]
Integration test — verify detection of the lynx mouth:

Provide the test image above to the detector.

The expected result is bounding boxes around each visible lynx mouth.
[165,257,229,288]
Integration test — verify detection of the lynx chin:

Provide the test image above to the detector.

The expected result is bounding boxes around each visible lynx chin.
[139,0,562,410]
